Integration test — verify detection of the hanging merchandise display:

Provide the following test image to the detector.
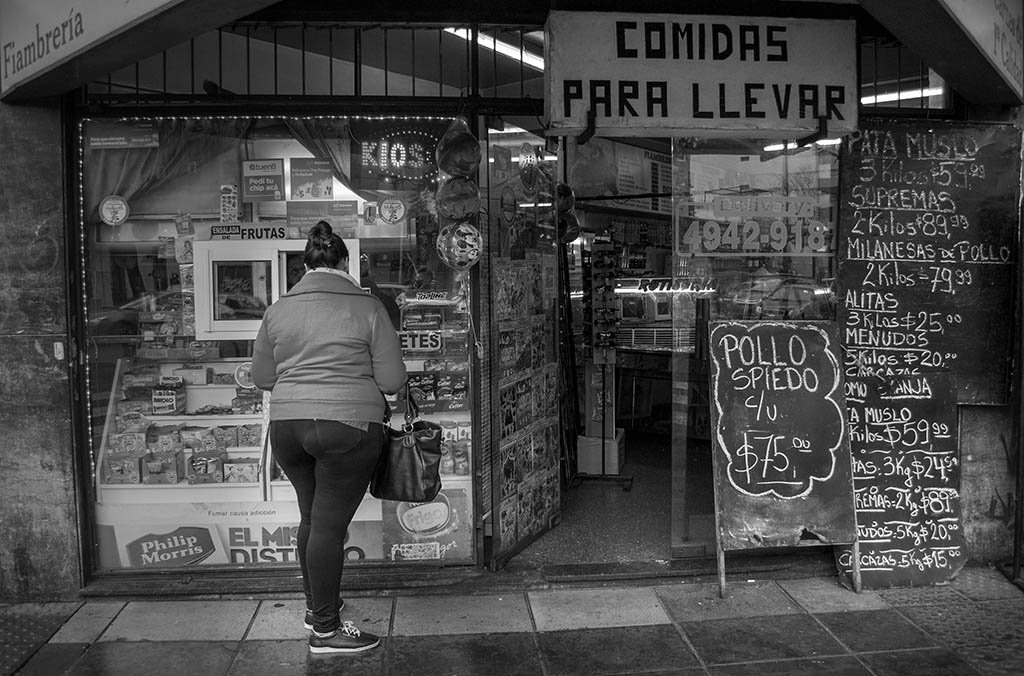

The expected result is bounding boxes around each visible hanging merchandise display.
[436,177,481,220]
[555,182,575,214]
[555,182,580,243]
[434,116,483,270]
[435,117,482,178]
[436,219,482,270]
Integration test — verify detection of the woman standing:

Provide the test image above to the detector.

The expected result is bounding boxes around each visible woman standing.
[252,221,406,654]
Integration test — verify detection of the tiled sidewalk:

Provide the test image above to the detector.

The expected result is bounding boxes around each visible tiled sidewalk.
[3,567,1024,675]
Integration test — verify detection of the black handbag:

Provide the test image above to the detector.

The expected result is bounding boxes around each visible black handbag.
[370,385,443,503]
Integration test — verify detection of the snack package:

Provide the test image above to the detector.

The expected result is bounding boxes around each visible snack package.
[122,362,161,389]
[117,409,153,433]
[223,458,260,483]
[187,341,221,360]
[444,333,469,356]
[173,365,210,385]
[186,450,226,484]
[108,432,148,455]
[236,424,263,447]
[446,360,469,373]
[101,453,143,484]
[141,450,185,484]
[408,373,436,402]
[180,426,215,450]
[146,424,182,453]
[231,389,262,414]
[435,374,454,400]
[210,426,239,448]
[211,372,235,385]
[451,374,468,400]
[152,386,185,415]
[423,359,447,372]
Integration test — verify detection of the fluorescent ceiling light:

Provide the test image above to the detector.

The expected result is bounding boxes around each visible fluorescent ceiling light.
[763,137,842,152]
[488,124,530,135]
[763,142,799,152]
[445,28,545,71]
[860,86,944,105]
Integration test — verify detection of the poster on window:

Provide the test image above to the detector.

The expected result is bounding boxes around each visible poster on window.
[241,159,285,202]
[94,500,382,569]
[290,158,334,200]
[380,488,473,561]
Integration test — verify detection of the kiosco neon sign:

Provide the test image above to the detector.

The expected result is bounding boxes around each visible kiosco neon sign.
[360,128,438,182]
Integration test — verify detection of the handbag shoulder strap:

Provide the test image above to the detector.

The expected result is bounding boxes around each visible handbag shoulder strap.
[404,382,419,424]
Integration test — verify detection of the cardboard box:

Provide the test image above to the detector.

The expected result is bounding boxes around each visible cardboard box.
[101,453,143,484]
[186,450,226,484]
[223,458,260,483]
[236,424,263,447]
[173,365,211,385]
[107,432,147,455]
[211,426,239,448]
[152,387,185,415]
[576,428,625,475]
[141,450,185,484]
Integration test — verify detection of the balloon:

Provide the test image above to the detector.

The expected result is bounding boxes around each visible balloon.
[555,182,576,214]
[436,220,482,270]
[436,117,481,178]
[557,211,581,243]
[436,177,480,220]
[518,143,539,194]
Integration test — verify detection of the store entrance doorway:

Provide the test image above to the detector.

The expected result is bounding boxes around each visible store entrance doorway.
[515,132,841,569]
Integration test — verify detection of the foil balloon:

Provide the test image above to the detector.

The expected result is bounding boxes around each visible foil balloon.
[436,220,482,270]
[518,143,540,194]
[555,182,576,215]
[436,117,481,178]
[436,177,481,220]
[557,211,581,243]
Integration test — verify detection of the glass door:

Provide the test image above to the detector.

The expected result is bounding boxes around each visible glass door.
[669,139,840,556]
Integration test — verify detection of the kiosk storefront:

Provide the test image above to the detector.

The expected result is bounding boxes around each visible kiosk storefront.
[2,1,1022,600]
[73,6,1024,585]
[73,17,564,581]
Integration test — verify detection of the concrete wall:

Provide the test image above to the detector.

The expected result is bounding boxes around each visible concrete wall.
[960,406,1017,562]
[0,100,80,601]
[955,104,1023,564]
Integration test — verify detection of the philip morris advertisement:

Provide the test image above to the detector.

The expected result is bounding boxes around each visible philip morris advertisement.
[94,501,382,569]
[545,11,857,137]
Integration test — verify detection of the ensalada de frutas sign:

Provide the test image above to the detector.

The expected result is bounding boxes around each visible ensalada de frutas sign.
[545,11,857,137]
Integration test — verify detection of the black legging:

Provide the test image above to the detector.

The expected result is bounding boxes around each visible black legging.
[270,419,383,633]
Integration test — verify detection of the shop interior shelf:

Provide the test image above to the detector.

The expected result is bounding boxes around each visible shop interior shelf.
[149,414,263,422]
[97,481,263,504]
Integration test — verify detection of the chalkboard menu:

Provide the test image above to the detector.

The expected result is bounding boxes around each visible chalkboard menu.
[838,120,1021,404]
[837,372,964,588]
[709,321,857,551]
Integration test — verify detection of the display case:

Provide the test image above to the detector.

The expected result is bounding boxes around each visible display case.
[95,356,266,504]
[192,238,360,340]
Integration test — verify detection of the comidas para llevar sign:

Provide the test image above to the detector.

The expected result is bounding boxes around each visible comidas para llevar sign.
[545,11,857,137]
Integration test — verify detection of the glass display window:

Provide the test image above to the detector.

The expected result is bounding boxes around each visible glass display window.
[79,115,479,572]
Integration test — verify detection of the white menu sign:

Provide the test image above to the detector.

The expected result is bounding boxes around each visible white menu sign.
[546,11,857,137]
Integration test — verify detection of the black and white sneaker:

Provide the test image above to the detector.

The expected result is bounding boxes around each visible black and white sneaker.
[303,599,345,630]
[308,621,380,654]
